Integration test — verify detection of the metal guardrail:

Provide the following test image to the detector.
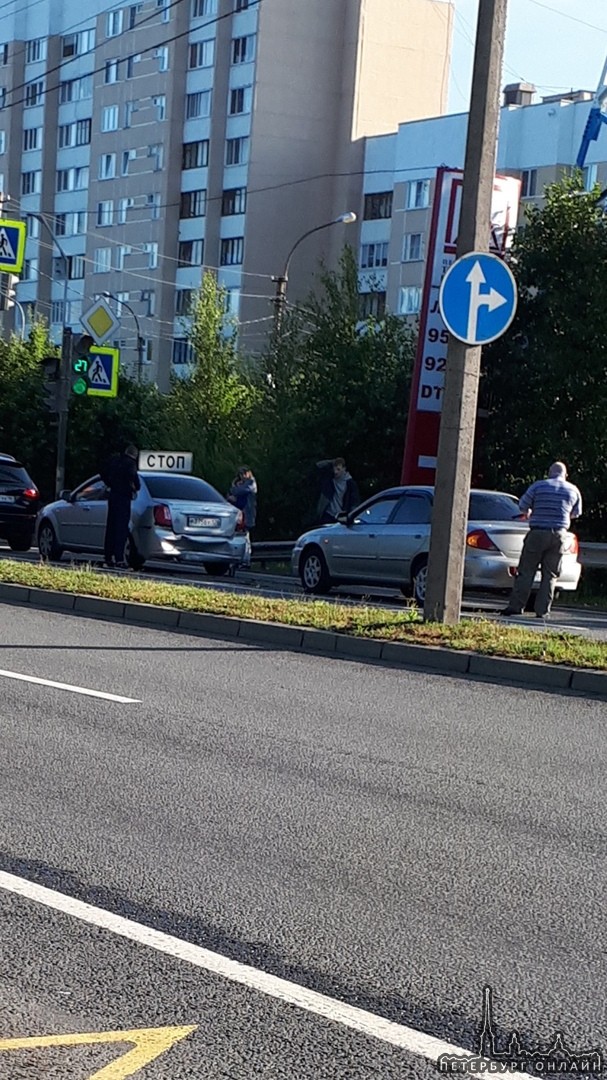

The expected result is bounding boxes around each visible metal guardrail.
[251,540,607,570]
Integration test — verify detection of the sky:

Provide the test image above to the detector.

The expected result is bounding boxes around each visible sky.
[448,0,607,114]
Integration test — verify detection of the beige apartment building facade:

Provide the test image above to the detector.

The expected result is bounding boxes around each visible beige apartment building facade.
[0,0,453,388]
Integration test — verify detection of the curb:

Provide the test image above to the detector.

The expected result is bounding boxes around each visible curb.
[1,582,606,699]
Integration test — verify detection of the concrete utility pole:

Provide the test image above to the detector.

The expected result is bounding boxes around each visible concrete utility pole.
[423,0,508,624]
[56,326,72,497]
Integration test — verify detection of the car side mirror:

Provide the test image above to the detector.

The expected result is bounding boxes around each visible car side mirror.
[336,512,349,525]
[59,489,72,502]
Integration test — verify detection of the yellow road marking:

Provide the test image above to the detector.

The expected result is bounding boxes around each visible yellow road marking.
[0,1024,197,1079]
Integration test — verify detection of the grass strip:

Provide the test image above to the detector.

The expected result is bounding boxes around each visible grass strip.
[0,559,605,670]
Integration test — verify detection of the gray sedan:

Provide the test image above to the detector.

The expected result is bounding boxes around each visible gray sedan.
[292,486,581,604]
[36,471,248,573]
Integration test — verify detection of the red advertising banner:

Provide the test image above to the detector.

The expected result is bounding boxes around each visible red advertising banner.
[401,168,521,484]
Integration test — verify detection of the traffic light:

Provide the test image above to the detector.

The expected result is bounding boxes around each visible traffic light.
[0,273,17,312]
[41,355,60,413]
[70,333,95,396]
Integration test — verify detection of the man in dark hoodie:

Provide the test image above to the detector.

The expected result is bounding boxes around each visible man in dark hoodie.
[100,444,140,568]
[315,457,360,525]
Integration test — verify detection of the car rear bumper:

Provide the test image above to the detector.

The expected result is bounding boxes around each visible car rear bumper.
[464,552,582,591]
[137,527,247,563]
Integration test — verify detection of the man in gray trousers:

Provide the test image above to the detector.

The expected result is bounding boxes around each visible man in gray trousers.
[502,462,582,619]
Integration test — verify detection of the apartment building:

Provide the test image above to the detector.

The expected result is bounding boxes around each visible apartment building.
[0,0,453,388]
[358,84,603,321]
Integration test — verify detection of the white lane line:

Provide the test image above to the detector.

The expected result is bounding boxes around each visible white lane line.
[0,872,478,1067]
[0,669,140,704]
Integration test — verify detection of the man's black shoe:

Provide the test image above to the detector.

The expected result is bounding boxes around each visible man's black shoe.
[535,612,548,619]
[501,607,522,616]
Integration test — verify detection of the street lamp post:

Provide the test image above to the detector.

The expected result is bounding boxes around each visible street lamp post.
[273,211,357,335]
[102,291,144,383]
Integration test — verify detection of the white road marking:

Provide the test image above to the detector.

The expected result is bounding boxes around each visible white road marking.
[0,669,140,703]
[0,871,512,1070]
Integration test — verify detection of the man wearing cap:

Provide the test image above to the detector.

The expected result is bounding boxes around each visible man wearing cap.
[502,461,582,619]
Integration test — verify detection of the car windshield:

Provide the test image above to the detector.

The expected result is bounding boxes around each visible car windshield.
[143,474,226,504]
[469,492,522,521]
[0,464,31,488]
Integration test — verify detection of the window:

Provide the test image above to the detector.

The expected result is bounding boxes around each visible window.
[23,258,38,281]
[116,246,132,270]
[142,242,158,269]
[406,179,431,210]
[235,0,249,9]
[178,239,204,266]
[104,59,120,84]
[225,136,249,166]
[583,163,598,192]
[126,54,141,78]
[220,237,244,266]
[25,80,44,107]
[55,213,67,237]
[391,495,432,525]
[193,0,217,14]
[61,30,94,58]
[140,289,156,316]
[189,40,214,68]
[175,289,194,315]
[25,39,47,63]
[182,139,209,169]
[221,186,246,215]
[468,492,520,522]
[59,119,92,148]
[102,105,119,132]
[232,35,255,64]
[0,88,5,110]
[229,86,252,115]
[21,170,41,195]
[148,143,164,170]
[118,197,134,224]
[99,153,116,180]
[402,233,424,262]
[23,127,41,151]
[51,300,65,325]
[97,200,113,226]
[68,255,85,280]
[0,44,7,65]
[152,95,166,121]
[147,193,161,219]
[122,148,137,175]
[360,242,388,269]
[93,248,112,273]
[521,168,537,198]
[359,291,386,320]
[129,4,143,28]
[399,286,421,315]
[56,166,89,191]
[186,90,212,119]
[76,119,91,145]
[0,131,4,154]
[155,46,169,71]
[180,189,206,217]
[157,0,170,21]
[225,287,240,315]
[124,100,138,127]
[60,75,92,102]
[172,339,193,365]
[353,497,399,526]
[363,191,392,220]
[106,10,123,36]
[26,214,40,238]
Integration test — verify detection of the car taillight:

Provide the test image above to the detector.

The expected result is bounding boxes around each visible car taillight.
[466,528,500,551]
[153,503,173,528]
[568,534,579,556]
[22,488,38,500]
[235,509,246,533]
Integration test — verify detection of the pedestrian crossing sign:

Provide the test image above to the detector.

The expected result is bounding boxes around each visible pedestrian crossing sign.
[0,218,26,273]
[87,346,119,398]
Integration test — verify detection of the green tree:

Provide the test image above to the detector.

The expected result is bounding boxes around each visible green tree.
[0,319,58,498]
[481,174,607,537]
[253,248,416,536]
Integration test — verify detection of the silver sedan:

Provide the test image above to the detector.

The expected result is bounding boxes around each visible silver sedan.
[292,486,582,604]
[36,471,248,574]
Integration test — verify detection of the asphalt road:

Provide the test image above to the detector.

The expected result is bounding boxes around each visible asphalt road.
[0,603,605,1077]
[2,542,607,640]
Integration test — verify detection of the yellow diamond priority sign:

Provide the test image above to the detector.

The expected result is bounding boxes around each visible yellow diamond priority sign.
[81,297,120,346]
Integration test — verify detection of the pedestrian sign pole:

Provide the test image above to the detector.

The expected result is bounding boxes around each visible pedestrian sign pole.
[0,218,26,273]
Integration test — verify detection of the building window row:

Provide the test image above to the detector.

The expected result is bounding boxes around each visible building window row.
[182,139,209,169]
[96,197,161,229]
[359,291,386,320]
[178,239,204,267]
[402,232,424,262]
[25,38,47,64]
[360,241,388,269]
[180,189,207,218]
[172,339,194,365]
[61,29,94,58]
[23,127,41,151]
[363,191,392,221]
[521,168,537,198]
[222,186,246,215]
[189,39,215,69]
[60,76,92,102]
[56,166,89,192]
[58,118,91,148]
[25,79,44,107]
[55,211,87,237]
[220,236,244,266]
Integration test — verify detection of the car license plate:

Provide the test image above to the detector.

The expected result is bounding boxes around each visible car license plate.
[188,515,220,528]
[0,495,15,503]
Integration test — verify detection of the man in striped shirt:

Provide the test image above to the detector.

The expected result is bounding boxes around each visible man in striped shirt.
[502,462,582,619]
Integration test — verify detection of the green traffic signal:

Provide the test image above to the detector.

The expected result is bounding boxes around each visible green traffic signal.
[72,376,88,395]
[73,358,89,374]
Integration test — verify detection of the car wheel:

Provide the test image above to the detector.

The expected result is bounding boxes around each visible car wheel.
[38,521,63,562]
[7,532,33,552]
[300,547,332,595]
[411,556,428,606]
[204,563,230,576]
[124,533,145,571]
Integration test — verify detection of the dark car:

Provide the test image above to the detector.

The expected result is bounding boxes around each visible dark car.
[0,454,41,551]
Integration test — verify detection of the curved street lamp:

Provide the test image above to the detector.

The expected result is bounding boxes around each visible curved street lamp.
[273,211,357,334]
[102,290,145,383]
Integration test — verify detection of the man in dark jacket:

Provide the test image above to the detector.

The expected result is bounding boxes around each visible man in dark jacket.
[315,457,361,525]
[100,445,140,568]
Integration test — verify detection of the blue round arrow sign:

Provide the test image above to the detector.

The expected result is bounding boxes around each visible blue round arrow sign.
[439,251,518,346]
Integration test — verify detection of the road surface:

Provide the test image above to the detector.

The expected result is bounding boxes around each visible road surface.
[0,603,604,1077]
